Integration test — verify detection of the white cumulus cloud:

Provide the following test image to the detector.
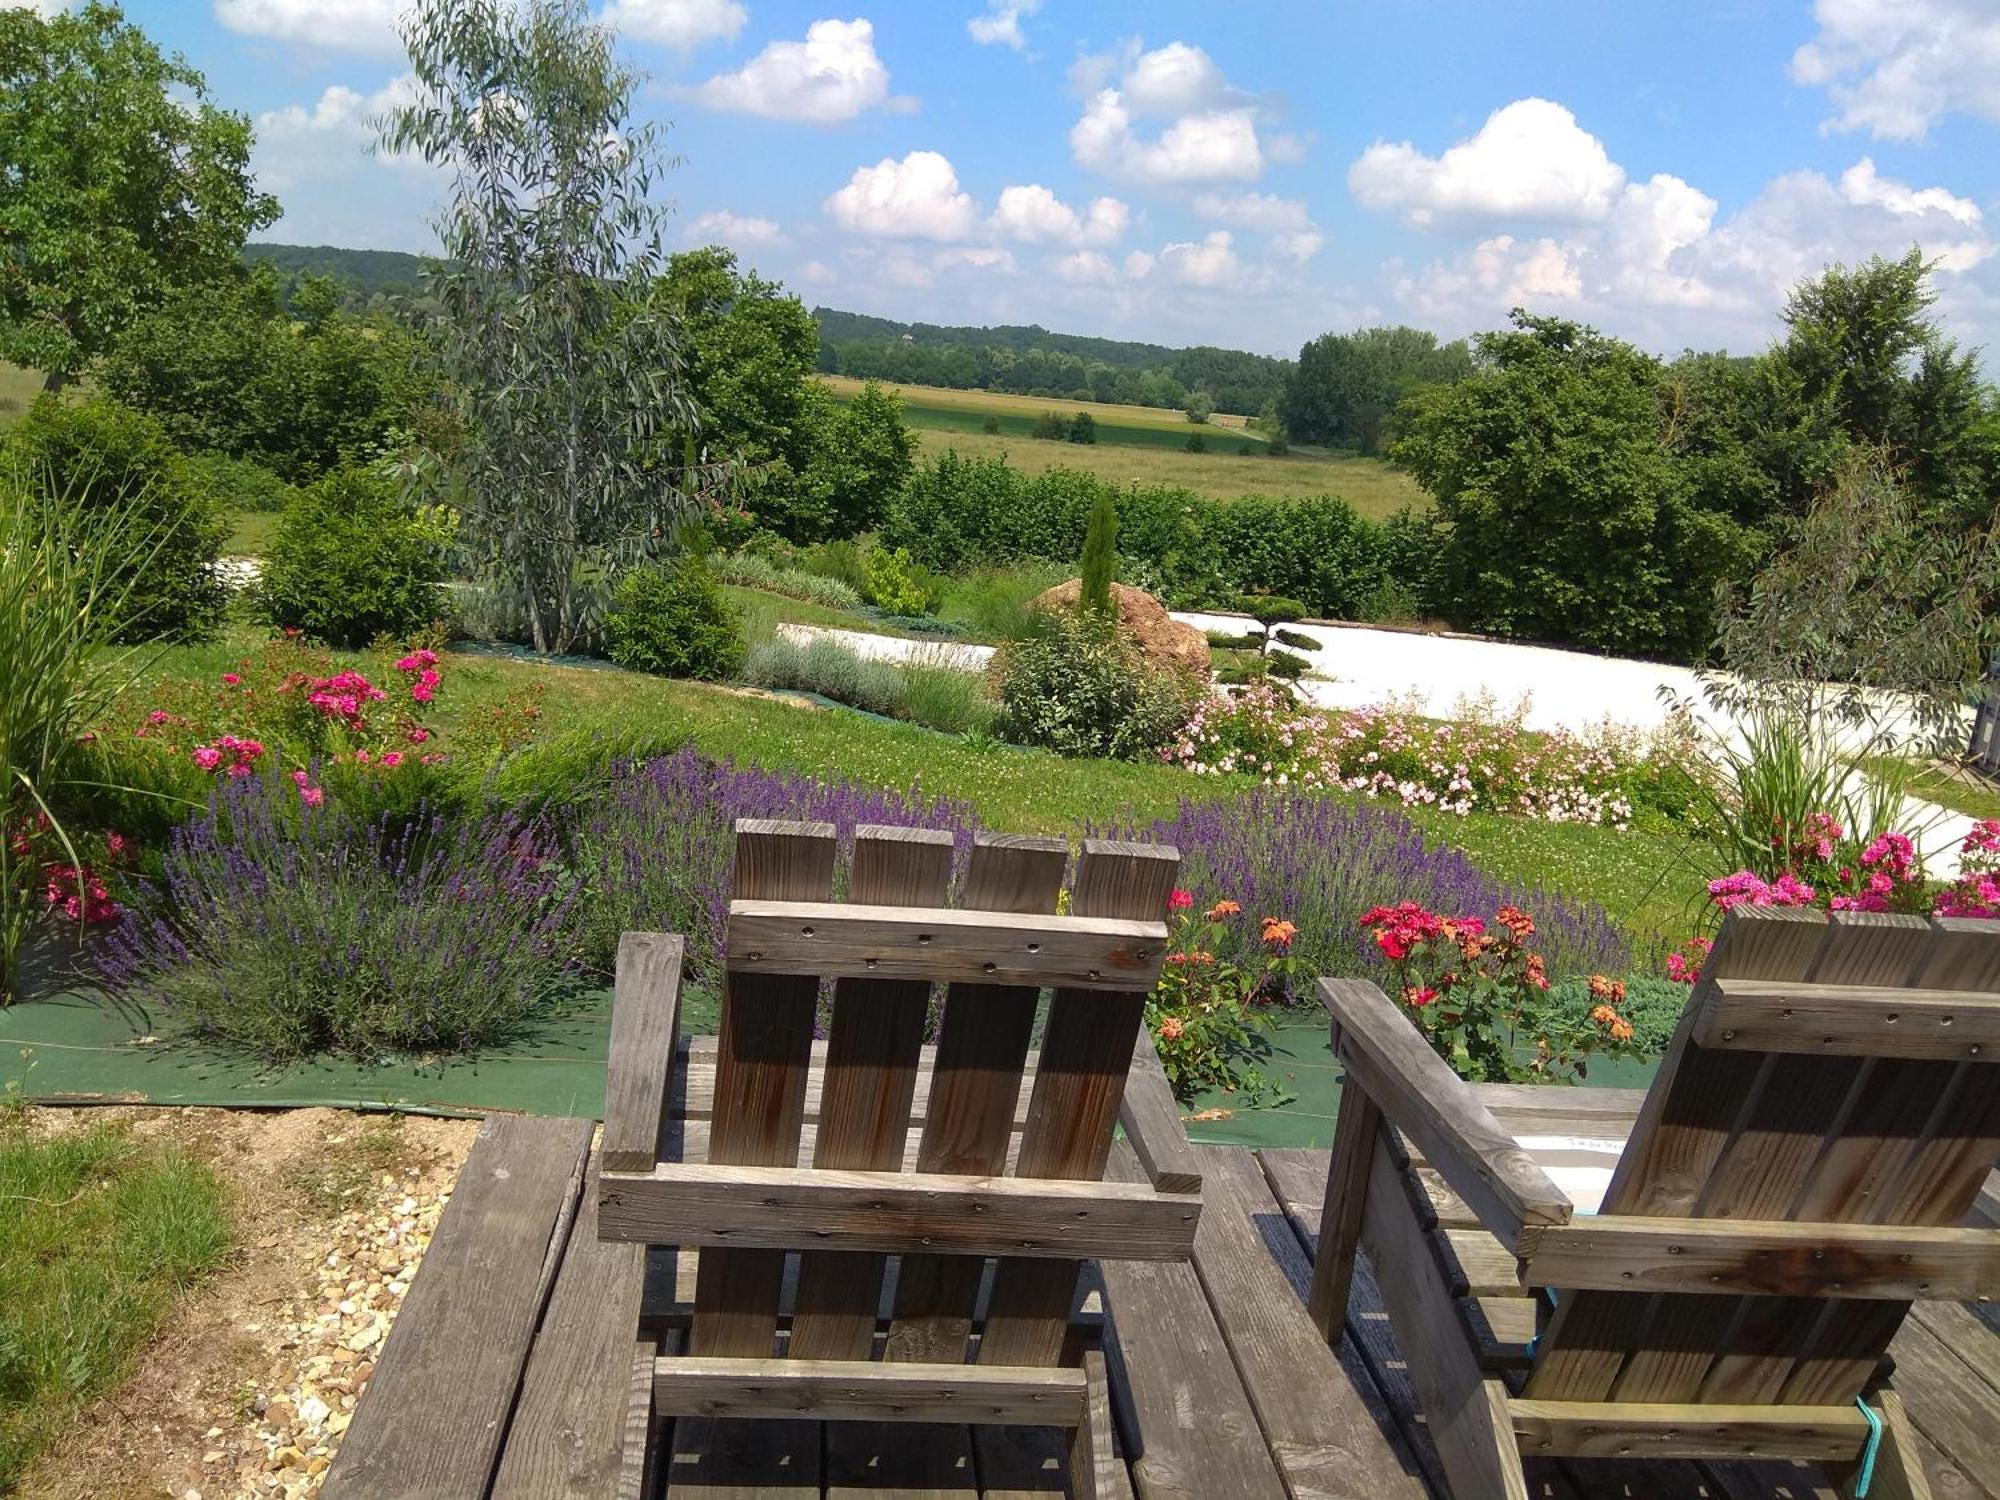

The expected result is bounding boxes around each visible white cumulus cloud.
[601,0,746,50]
[1349,98,1625,226]
[687,18,904,124]
[1157,230,1239,288]
[1053,250,1120,285]
[252,74,425,193]
[825,150,979,241]
[684,209,786,248]
[1068,42,1270,187]
[1791,0,2000,142]
[967,0,1040,50]
[1193,191,1323,261]
[215,0,402,56]
[989,184,1128,246]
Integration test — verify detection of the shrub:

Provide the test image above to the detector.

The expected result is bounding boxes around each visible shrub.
[1068,412,1097,444]
[995,612,1202,761]
[1147,895,1287,1103]
[98,774,583,1062]
[801,537,868,595]
[939,562,1070,641]
[710,550,864,611]
[605,555,745,680]
[1185,431,1207,454]
[259,468,450,648]
[1079,491,1117,615]
[1,398,226,642]
[742,637,996,736]
[981,415,1001,435]
[578,747,979,974]
[1031,410,1069,441]
[179,450,296,514]
[901,655,999,737]
[860,545,943,617]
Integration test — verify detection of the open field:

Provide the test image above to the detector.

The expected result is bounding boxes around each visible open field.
[820,372,1259,441]
[0,361,44,430]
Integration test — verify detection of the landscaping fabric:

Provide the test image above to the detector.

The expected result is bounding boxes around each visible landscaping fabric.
[0,996,1650,1147]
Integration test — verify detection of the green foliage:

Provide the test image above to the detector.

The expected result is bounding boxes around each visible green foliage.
[1244,595,1306,627]
[1184,431,1207,454]
[1031,410,1069,441]
[709,550,864,611]
[1147,902,1285,1104]
[1,397,226,642]
[981,414,1001,434]
[995,612,1201,761]
[742,636,996,736]
[258,468,450,648]
[937,561,1070,641]
[1078,490,1118,615]
[0,1,278,386]
[1280,325,1473,455]
[100,264,427,481]
[1068,411,1097,444]
[605,555,745,680]
[1393,313,1762,658]
[385,0,707,654]
[178,449,295,514]
[811,379,915,537]
[1183,391,1214,424]
[0,1119,229,1489]
[859,545,942,617]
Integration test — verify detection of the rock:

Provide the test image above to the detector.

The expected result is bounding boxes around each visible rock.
[298,1395,331,1429]
[1027,580,1211,677]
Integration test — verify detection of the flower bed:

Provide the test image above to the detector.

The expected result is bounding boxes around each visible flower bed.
[1163,683,1690,829]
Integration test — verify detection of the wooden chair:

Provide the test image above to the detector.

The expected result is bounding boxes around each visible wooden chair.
[597,818,1203,1496]
[1306,905,2000,1500]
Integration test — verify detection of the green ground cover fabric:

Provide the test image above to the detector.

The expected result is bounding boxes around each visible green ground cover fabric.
[0,994,1650,1148]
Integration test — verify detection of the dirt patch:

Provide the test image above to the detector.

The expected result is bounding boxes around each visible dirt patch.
[13,1105,478,1500]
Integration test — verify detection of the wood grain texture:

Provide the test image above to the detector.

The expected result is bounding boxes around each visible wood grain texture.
[601,931,684,1174]
[1117,1031,1202,1195]
[1692,975,2000,1060]
[982,839,1183,1370]
[791,825,954,1365]
[491,1156,648,1499]
[651,1356,1088,1424]
[1309,1076,1383,1343]
[599,1160,1200,1259]
[1069,1348,1118,1500]
[322,1115,593,1500]
[691,819,836,1361]
[1322,977,1571,1255]
[889,834,1067,1367]
[726,900,1168,991]
[1508,1400,1873,1461]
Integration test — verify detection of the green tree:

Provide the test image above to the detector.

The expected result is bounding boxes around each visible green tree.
[809,380,914,537]
[1393,313,1758,658]
[0,2,277,390]
[1279,325,1473,454]
[383,0,708,655]
[1079,490,1117,615]
[1068,411,1097,444]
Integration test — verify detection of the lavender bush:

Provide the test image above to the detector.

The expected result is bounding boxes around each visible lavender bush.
[1113,789,1631,990]
[579,747,981,977]
[99,772,583,1062]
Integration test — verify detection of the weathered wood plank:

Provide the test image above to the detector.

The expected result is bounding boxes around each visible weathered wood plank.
[322,1114,594,1500]
[727,900,1167,991]
[1308,1075,1383,1342]
[1323,978,1571,1257]
[1186,1145,1431,1500]
[1881,1311,2000,1498]
[1510,1400,1872,1461]
[691,819,837,1362]
[492,1156,649,1499]
[982,840,1181,1370]
[1118,1030,1202,1195]
[601,1161,1199,1258]
[615,1335,659,1500]
[1692,976,2000,1060]
[602,932,686,1174]
[1069,1348,1119,1500]
[653,1356,1088,1424]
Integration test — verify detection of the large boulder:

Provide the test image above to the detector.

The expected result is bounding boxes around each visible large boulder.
[1028,580,1212,677]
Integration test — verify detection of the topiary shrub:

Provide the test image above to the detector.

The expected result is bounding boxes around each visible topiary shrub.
[259,467,451,648]
[605,555,745,680]
[1,397,227,642]
[995,611,1202,761]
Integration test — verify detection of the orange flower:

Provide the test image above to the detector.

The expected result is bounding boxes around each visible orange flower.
[1206,899,1242,920]
[1610,1018,1634,1043]
[1590,1003,1618,1026]
[1158,1015,1185,1042]
[1495,904,1536,941]
[1259,916,1298,948]
[1588,974,1626,1004]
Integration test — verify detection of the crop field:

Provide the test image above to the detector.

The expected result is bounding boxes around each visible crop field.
[820,374,1426,515]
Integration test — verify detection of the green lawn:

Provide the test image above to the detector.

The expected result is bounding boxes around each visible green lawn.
[224,508,279,557]
[1875,757,2000,823]
[0,1116,230,1489]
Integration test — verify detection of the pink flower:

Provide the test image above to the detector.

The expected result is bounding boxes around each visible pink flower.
[407,726,431,745]
[191,746,223,772]
[301,785,324,807]
[1167,888,1195,911]
[221,672,241,686]
[147,710,173,725]
[379,751,404,769]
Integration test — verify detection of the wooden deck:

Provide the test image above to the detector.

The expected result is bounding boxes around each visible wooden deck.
[324,1089,2000,1500]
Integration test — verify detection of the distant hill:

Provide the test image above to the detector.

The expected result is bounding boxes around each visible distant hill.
[812,308,1289,416]
[242,243,434,303]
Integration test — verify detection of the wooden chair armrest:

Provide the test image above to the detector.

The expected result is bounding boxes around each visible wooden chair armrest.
[1319,978,1572,1255]
[602,932,687,1174]
[1118,1031,1202,1194]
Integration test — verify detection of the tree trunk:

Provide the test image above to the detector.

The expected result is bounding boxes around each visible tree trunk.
[40,367,69,396]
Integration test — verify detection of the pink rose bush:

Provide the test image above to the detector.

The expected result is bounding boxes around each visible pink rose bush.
[1935,820,2000,919]
[1164,683,1667,828]
[1703,810,1937,922]
[8,812,128,929]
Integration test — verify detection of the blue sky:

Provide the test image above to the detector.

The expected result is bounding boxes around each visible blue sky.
[90,0,2000,359]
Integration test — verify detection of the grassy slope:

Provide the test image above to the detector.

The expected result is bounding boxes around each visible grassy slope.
[0,1119,230,1488]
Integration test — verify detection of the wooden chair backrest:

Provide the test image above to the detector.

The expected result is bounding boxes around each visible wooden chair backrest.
[1525,905,2000,1405]
[690,818,1182,1367]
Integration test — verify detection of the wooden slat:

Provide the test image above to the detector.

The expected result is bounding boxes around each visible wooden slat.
[1309,1076,1383,1341]
[1883,1310,2000,1498]
[889,833,1068,1367]
[322,1115,594,1500]
[1354,1124,1531,1500]
[1068,1348,1118,1500]
[491,1155,649,1498]
[1118,1030,1203,1194]
[727,899,1167,991]
[600,1161,1199,1259]
[691,818,837,1361]
[652,1356,1087,1424]
[614,1334,659,1500]
[982,839,1181,1370]
[1527,1216,2000,1300]
[792,825,955,1366]
[1322,977,1572,1255]
[601,931,685,1174]
[677,1037,1040,1128]
[1692,976,2000,1060]
[1175,1144,1430,1500]
[1509,1400,1872,1461]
